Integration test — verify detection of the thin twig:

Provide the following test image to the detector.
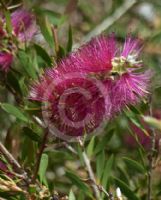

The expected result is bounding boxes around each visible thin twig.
[0,142,25,175]
[82,151,100,200]
[83,178,113,200]
[97,184,110,198]
[77,138,100,199]
[46,142,78,155]
[63,142,78,155]
[74,139,101,200]
[7,3,22,10]
[63,139,113,199]
[74,0,137,48]
[147,97,156,200]
[31,129,49,183]
[32,115,46,129]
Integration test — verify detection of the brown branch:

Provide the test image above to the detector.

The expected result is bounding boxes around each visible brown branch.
[147,97,156,200]
[31,129,49,183]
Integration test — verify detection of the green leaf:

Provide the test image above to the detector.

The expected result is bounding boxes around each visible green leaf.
[37,16,54,48]
[18,50,37,79]
[4,11,12,34]
[35,8,66,26]
[69,190,76,200]
[38,154,48,183]
[123,157,145,174]
[87,136,95,157]
[0,103,29,123]
[77,145,84,165]
[7,72,22,96]
[21,137,36,165]
[18,77,28,96]
[143,116,161,131]
[23,127,41,142]
[34,44,52,66]
[125,111,149,136]
[66,171,90,195]
[102,155,114,189]
[57,45,66,59]
[96,151,105,180]
[94,129,114,154]
[117,166,129,184]
[66,25,73,52]
[128,105,141,115]
[114,177,140,200]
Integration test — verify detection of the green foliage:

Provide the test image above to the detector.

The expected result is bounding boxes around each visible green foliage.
[114,177,140,200]
[0,0,161,199]
[38,153,49,184]
[69,190,76,200]
[66,171,91,196]
[0,103,29,122]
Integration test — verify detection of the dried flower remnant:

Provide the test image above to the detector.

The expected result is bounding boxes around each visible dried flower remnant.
[11,8,37,41]
[0,8,37,72]
[0,160,14,178]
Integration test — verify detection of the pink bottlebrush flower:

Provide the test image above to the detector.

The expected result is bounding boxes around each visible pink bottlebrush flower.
[109,71,150,113]
[30,73,108,138]
[11,8,37,41]
[121,36,142,59]
[109,36,151,113]
[74,34,116,73]
[0,52,13,72]
[29,34,150,138]
[50,34,116,76]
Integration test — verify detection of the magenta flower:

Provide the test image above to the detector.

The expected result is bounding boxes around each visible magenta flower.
[30,73,107,138]
[0,52,13,72]
[29,34,150,138]
[109,36,151,113]
[109,71,150,113]
[11,8,37,41]
[73,34,116,73]
[0,9,37,72]
[49,34,115,77]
